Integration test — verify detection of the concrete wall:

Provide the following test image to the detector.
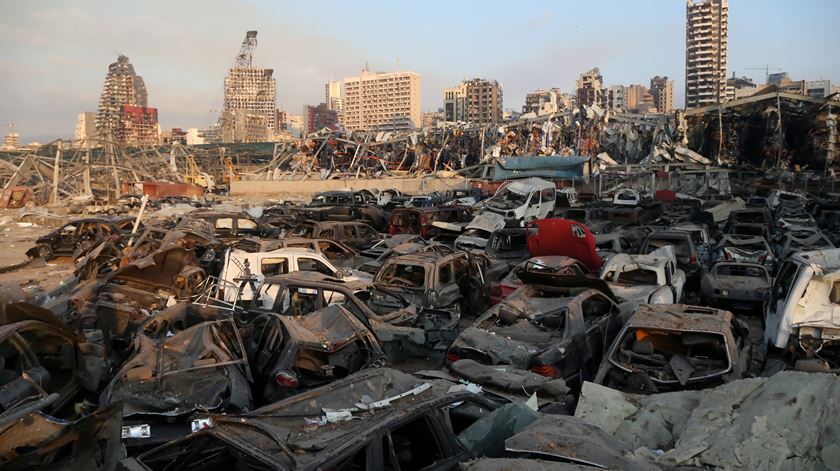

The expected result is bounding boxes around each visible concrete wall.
[230,176,470,197]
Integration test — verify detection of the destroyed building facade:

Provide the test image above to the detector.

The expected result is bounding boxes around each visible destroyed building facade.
[576,67,603,107]
[685,0,729,108]
[95,55,159,146]
[444,78,503,124]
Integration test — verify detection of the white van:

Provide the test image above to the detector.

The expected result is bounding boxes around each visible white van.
[764,248,840,364]
[219,247,365,302]
[481,177,556,222]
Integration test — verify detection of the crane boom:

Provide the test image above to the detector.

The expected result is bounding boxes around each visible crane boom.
[235,31,258,68]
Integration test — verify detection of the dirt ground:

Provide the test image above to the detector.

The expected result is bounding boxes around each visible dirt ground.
[0,210,75,293]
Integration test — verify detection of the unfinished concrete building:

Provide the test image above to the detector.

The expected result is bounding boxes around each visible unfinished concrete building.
[220,109,268,143]
[685,0,728,108]
[221,31,276,141]
[96,55,151,142]
[576,68,603,107]
[523,88,567,115]
[342,69,421,131]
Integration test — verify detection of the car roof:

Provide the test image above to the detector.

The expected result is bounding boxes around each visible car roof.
[626,304,732,333]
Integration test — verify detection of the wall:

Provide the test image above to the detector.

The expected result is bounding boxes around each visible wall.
[231,176,470,197]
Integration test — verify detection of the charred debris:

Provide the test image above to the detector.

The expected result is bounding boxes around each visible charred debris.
[0,92,839,470]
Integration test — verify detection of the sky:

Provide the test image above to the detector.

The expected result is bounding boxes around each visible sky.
[2,0,839,143]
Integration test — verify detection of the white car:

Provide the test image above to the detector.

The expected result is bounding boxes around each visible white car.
[480,177,556,222]
[764,249,840,367]
[612,189,640,207]
[600,246,686,304]
[218,247,367,302]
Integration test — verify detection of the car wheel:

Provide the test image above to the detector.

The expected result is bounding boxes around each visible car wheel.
[36,244,53,260]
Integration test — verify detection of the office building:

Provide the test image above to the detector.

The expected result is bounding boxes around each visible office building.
[342,69,421,131]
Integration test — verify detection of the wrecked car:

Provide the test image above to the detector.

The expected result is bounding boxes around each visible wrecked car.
[600,246,686,304]
[181,210,281,242]
[249,272,458,362]
[357,236,453,275]
[218,247,364,302]
[454,212,507,251]
[714,234,776,272]
[700,261,771,312]
[124,367,651,470]
[99,308,252,450]
[483,227,529,269]
[388,206,472,239]
[641,230,703,277]
[287,220,382,251]
[526,218,603,273]
[593,304,753,393]
[764,249,840,370]
[490,256,591,305]
[448,279,631,387]
[244,304,385,402]
[231,236,366,270]
[26,216,134,260]
[480,177,556,222]
[369,251,488,316]
[0,302,105,423]
[774,228,835,261]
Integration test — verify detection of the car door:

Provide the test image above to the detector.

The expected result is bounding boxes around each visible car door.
[667,260,686,301]
[524,190,541,220]
[54,223,80,255]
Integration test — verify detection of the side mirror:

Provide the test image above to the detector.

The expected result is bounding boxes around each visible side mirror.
[335,269,348,279]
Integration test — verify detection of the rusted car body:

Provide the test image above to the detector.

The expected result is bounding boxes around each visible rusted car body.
[594,304,752,393]
[369,251,488,316]
[287,220,382,251]
[701,261,771,311]
[249,272,458,361]
[448,279,631,387]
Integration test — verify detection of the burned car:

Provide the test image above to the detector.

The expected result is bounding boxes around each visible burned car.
[287,220,382,251]
[369,251,488,316]
[640,230,703,277]
[774,229,835,261]
[448,277,631,387]
[181,210,281,242]
[26,216,134,260]
[0,303,105,423]
[99,305,252,450]
[593,304,753,393]
[248,272,459,362]
[244,305,385,402]
[490,256,591,305]
[701,261,771,312]
[600,246,686,304]
[124,368,651,471]
[714,234,776,272]
[454,212,506,251]
[483,227,529,269]
[357,236,453,275]
[231,236,366,270]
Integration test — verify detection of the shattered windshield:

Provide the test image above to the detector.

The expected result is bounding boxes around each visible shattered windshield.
[613,269,658,285]
[489,187,528,208]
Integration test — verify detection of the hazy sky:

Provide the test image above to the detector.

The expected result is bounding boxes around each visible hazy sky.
[2,0,838,143]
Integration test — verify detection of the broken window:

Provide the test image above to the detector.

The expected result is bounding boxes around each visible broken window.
[648,238,689,257]
[215,218,234,229]
[581,295,614,323]
[615,269,658,285]
[716,264,767,278]
[443,399,491,436]
[261,258,289,277]
[357,225,378,239]
[320,228,335,239]
[438,262,452,284]
[527,192,540,207]
[773,262,800,304]
[298,257,334,276]
[378,264,426,288]
[343,226,357,239]
[541,188,555,203]
[830,281,840,305]
[329,443,369,471]
[382,416,445,471]
[59,224,78,236]
[238,218,258,233]
[318,241,347,258]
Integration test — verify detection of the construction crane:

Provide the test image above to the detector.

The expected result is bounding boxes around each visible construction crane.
[745,65,782,84]
[183,154,216,191]
[235,31,258,68]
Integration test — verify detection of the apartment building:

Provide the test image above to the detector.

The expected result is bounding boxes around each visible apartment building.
[342,69,421,131]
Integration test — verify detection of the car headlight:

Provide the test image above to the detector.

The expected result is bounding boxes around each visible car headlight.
[721,289,729,296]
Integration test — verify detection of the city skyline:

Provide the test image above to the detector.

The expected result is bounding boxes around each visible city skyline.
[2,0,839,142]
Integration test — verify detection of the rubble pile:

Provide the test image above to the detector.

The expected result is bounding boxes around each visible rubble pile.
[0,160,838,469]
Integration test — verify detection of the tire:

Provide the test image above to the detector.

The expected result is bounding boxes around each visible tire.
[36,244,53,260]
